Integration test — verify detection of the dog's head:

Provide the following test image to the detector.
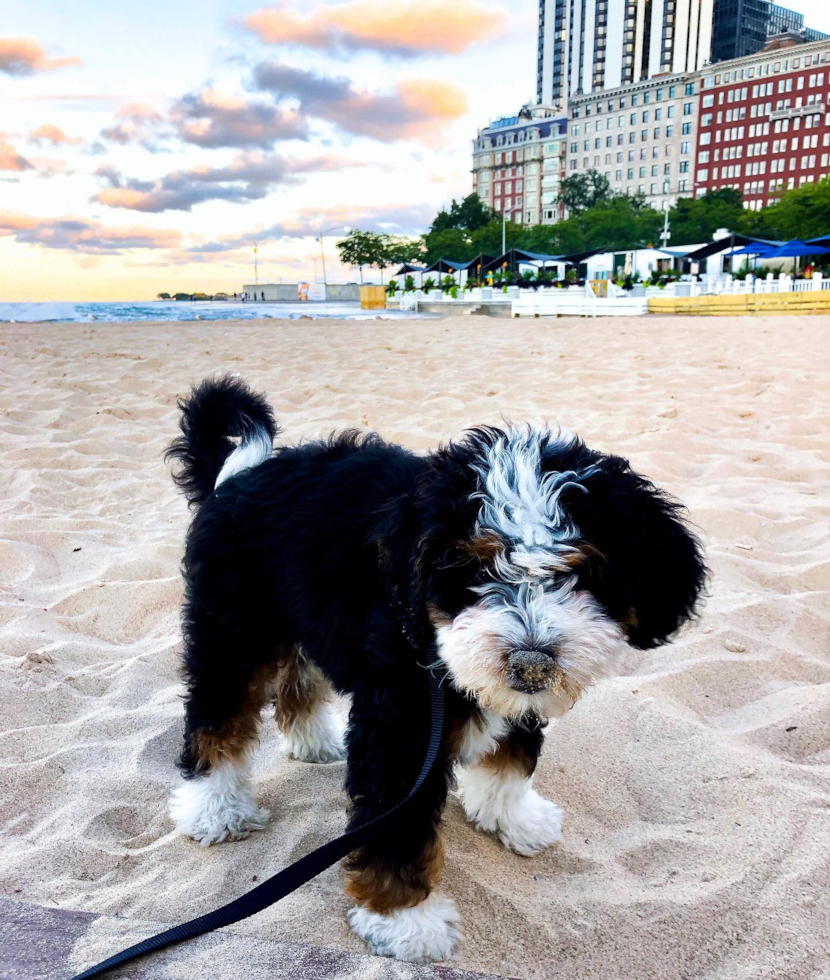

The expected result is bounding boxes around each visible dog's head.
[383,426,707,721]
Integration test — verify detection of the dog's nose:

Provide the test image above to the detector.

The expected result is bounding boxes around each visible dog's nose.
[506,648,555,693]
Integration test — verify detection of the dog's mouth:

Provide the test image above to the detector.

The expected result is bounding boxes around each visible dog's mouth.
[505,649,556,693]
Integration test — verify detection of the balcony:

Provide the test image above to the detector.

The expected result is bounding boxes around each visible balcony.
[770,102,825,121]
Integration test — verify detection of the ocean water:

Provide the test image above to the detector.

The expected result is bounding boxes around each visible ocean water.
[0,300,419,323]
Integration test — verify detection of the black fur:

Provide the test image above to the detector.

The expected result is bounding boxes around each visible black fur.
[164,374,278,507]
[168,377,707,922]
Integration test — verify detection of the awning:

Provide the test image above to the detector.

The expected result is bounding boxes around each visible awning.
[682,235,780,262]
[482,248,563,272]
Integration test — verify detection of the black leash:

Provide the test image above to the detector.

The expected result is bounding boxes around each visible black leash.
[69,646,445,979]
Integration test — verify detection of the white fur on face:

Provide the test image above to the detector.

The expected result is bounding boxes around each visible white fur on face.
[214,424,272,488]
[435,580,624,720]
[279,703,346,763]
[169,759,269,846]
[348,892,461,964]
[436,426,625,720]
[456,764,563,856]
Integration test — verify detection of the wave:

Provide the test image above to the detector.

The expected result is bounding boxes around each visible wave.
[0,302,88,322]
[0,301,421,323]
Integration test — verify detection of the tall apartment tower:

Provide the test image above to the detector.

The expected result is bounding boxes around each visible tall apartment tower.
[537,0,715,106]
[710,0,771,62]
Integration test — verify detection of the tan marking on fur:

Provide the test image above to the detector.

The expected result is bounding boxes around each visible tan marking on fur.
[427,602,452,629]
[478,735,537,779]
[344,834,445,914]
[273,647,333,732]
[459,532,506,563]
[191,661,279,769]
[561,541,605,567]
[622,607,640,629]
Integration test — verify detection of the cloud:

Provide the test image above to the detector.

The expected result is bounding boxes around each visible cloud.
[170,89,308,149]
[241,0,507,58]
[252,62,467,141]
[189,201,433,254]
[101,103,167,150]
[0,211,182,254]
[28,123,83,146]
[92,151,361,212]
[0,139,33,172]
[0,36,81,76]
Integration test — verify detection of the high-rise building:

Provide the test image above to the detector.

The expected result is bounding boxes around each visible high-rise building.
[566,72,700,209]
[694,35,830,208]
[710,0,771,63]
[767,2,804,36]
[536,0,714,107]
[711,0,830,63]
[472,105,568,225]
[767,4,829,41]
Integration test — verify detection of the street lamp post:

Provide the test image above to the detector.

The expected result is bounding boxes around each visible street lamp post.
[316,226,350,287]
[502,205,522,257]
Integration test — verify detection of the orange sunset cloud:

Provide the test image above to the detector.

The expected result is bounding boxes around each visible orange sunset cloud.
[0,36,81,76]
[243,0,507,56]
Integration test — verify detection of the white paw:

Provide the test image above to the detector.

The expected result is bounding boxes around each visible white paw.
[280,705,346,763]
[495,790,563,856]
[170,763,270,846]
[457,767,563,857]
[348,893,461,964]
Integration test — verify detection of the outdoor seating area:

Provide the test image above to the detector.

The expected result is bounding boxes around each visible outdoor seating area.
[386,231,830,317]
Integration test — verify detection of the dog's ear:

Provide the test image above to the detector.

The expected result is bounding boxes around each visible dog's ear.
[569,458,708,649]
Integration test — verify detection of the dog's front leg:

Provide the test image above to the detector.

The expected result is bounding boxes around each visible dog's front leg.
[457,718,563,856]
[343,677,460,964]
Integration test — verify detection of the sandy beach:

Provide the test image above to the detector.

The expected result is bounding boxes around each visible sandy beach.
[1,314,828,980]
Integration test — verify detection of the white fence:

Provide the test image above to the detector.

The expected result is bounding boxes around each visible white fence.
[642,272,828,299]
[512,289,649,318]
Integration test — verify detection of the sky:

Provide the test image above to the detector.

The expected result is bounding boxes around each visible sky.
[2,0,829,301]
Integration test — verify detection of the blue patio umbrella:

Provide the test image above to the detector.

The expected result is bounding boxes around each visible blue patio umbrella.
[731,242,776,256]
[755,240,830,258]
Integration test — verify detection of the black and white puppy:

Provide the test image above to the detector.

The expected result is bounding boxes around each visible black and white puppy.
[165,375,706,964]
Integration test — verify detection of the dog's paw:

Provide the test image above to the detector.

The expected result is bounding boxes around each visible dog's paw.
[457,768,563,857]
[348,893,461,964]
[280,705,346,763]
[169,773,270,847]
[496,790,563,857]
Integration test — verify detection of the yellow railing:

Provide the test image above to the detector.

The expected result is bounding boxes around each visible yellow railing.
[648,292,830,316]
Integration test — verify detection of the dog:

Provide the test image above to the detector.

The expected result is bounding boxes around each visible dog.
[165,375,706,963]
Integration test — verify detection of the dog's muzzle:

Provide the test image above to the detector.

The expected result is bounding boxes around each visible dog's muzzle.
[506,649,556,693]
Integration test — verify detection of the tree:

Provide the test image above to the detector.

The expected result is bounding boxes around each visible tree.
[668,189,744,245]
[744,176,830,241]
[157,292,171,300]
[335,229,382,283]
[384,235,423,267]
[430,193,496,234]
[558,170,612,215]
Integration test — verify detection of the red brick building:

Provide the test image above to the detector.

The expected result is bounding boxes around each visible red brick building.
[694,36,830,208]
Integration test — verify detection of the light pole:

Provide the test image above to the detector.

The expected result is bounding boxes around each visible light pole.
[502,205,522,256]
[316,226,350,287]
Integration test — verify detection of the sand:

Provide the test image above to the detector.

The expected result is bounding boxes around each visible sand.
[0,315,828,980]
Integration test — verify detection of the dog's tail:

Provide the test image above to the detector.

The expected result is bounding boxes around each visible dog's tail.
[165,375,279,507]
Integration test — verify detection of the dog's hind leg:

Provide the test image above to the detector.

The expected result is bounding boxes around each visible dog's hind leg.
[274,648,345,763]
[170,580,279,846]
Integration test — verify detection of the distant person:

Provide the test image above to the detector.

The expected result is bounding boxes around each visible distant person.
[261,291,265,302]
[233,292,237,301]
